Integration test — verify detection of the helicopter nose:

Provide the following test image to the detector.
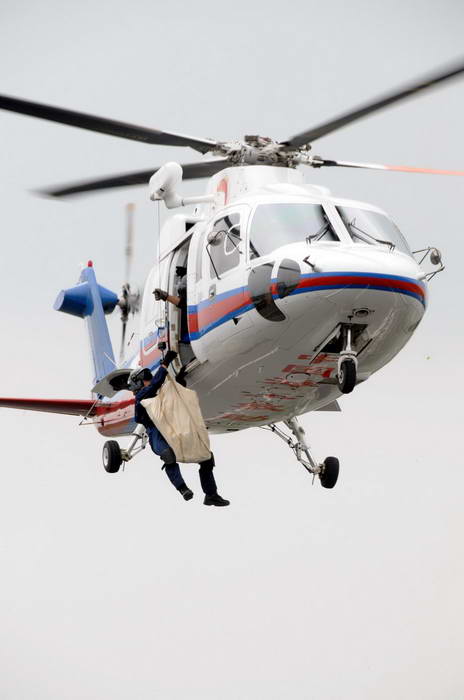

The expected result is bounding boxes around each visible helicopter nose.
[271,243,427,320]
[301,243,422,281]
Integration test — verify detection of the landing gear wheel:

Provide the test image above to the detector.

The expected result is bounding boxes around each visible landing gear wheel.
[338,358,357,394]
[320,456,339,489]
[102,440,122,473]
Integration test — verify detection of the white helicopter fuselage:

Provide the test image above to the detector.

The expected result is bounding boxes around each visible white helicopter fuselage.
[100,165,426,437]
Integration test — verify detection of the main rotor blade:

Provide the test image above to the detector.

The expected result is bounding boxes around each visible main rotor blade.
[40,159,231,197]
[284,60,464,147]
[0,94,218,153]
[309,157,464,176]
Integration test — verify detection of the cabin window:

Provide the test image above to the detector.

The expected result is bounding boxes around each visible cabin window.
[337,206,412,255]
[207,213,241,278]
[249,203,338,259]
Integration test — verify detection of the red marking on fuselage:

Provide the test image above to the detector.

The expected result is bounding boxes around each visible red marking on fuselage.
[298,352,337,364]
[264,376,317,388]
[94,395,135,435]
[139,332,166,367]
[214,413,268,423]
[216,178,228,205]
[95,396,134,417]
[233,400,283,413]
[97,416,134,437]
[282,363,335,378]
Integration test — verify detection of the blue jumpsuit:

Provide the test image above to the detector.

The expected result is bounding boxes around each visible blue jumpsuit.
[134,366,217,494]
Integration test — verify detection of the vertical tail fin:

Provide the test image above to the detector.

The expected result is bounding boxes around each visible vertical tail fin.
[54,261,119,383]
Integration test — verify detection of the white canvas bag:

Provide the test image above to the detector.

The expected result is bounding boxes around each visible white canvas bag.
[141,373,211,463]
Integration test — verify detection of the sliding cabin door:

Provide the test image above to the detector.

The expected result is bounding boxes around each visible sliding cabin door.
[188,205,251,362]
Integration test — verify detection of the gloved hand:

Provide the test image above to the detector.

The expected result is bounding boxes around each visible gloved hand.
[162,350,178,367]
[153,288,168,301]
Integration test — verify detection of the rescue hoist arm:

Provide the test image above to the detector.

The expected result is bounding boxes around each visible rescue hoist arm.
[149,163,216,209]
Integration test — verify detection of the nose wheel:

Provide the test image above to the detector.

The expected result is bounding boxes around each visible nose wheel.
[338,358,357,393]
[337,325,358,394]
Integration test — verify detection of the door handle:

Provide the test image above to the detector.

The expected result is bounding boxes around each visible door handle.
[209,284,216,299]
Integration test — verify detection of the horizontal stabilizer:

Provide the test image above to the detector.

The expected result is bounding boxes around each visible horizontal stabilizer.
[0,397,99,417]
[92,369,131,398]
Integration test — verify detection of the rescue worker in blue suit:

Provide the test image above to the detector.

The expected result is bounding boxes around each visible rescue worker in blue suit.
[129,351,230,506]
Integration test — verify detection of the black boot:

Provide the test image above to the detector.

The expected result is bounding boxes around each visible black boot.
[179,486,194,501]
[203,493,230,507]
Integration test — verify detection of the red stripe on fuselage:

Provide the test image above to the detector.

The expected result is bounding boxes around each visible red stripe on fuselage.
[195,290,251,329]
[296,274,425,299]
[188,313,199,334]
[188,274,424,339]
[139,331,167,367]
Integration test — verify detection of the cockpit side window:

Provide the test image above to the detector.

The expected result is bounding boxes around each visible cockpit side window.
[249,203,338,259]
[337,206,412,255]
[207,213,241,278]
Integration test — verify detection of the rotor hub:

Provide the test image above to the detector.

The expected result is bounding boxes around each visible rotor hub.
[213,136,307,168]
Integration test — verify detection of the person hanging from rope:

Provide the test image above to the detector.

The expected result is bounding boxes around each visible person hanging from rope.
[128,352,230,506]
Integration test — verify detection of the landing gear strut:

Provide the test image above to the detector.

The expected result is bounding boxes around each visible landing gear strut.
[337,325,358,394]
[263,416,339,489]
[102,425,148,473]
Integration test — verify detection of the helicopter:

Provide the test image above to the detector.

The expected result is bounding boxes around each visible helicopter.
[1,60,463,489]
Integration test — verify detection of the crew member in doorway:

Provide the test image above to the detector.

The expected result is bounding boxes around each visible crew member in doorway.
[154,266,189,343]
[128,353,230,507]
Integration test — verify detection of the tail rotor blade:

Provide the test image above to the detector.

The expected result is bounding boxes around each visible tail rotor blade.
[119,209,141,363]
[120,319,127,364]
[125,203,135,283]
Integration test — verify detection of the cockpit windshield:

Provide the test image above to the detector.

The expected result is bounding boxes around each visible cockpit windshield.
[249,203,338,258]
[337,206,412,255]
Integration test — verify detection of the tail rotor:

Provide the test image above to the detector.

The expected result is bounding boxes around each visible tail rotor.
[118,203,141,362]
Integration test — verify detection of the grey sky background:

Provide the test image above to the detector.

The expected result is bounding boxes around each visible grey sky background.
[1,1,463,698]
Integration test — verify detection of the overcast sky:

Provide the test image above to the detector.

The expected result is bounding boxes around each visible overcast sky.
[1,1,463,698]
